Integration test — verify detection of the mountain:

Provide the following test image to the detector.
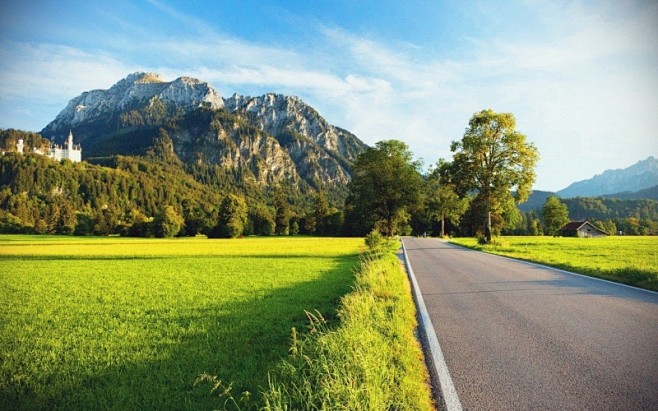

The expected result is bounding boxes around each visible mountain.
[40,72,368,204]
[557,156,658,198]
[224,93,365,178]
[41,72,223,136]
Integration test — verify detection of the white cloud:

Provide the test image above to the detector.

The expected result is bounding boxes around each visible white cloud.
[0,42,135,130]
[0,43,131,98]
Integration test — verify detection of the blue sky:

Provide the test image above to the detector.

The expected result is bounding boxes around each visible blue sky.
[1,0,656,191]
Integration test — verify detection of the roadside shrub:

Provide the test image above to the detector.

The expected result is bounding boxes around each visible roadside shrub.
[477,235,509,248]
[365,228,383,250]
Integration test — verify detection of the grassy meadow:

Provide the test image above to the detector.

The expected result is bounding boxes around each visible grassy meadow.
[450,236,658,291]
[0,235,364,410]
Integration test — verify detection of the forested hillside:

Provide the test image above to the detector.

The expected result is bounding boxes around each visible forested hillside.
[0,129,350,237]
[0,149,218,236]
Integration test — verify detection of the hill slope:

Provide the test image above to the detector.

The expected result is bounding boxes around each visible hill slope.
[0,149,222,235]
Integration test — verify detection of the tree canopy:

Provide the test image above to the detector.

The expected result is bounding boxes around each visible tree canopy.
[209,194,248,238]
[347,140,423,236]
[542,196,569,236]
[427,162,468,238]
[446,109,539,242]
[4,124,657,238]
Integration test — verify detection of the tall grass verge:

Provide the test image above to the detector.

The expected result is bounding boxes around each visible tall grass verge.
[261,240,435,410]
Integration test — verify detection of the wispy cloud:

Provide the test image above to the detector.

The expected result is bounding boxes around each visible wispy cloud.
[0,41,134,130]
[0,42,131,98]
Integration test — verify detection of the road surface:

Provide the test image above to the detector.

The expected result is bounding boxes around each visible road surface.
[403,237,658,410]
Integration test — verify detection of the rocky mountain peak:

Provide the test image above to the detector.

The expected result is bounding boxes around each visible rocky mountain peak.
[42,73,224,137]
[133,72,166,84]
[224,92,364,163]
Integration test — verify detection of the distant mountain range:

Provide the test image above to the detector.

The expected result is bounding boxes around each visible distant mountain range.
[40,72,368,204]
[556,156,658,198]
[519,158,658,213]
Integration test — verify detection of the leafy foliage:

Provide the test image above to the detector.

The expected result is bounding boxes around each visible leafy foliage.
[0,151,221,236]
[364,228,384,251]
[346,140,423,236]
[446,109,539,242]
[274,189,291,236]
[542,196,569,236]
[427,160,469,237]
[152,205,185,238]
[210,194,248,238]
[0,128,51,153]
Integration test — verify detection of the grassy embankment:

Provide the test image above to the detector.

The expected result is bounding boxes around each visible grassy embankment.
[0,235,433,410]
[261,239,434,410]
[450,236,658,291]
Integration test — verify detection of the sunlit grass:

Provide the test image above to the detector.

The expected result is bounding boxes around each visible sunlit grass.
[261,244,435,410]
[0,235,363,410]
[450,236,658,291]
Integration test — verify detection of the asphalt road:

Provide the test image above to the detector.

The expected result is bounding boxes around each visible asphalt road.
[403,237,658,410]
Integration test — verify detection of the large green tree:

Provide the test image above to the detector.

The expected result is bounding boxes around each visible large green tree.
[274,189,291,236]
[447,109,539,243]
[427,160,468,237]
[248,204,275,236]
[210,194,248,238]
[542,196,569,236]
[348,140,423,237]
[152,205,184,238]
[427,182,468,238]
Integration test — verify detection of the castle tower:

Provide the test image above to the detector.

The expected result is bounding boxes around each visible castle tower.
[67,130,74,154]
[17,139,24,154]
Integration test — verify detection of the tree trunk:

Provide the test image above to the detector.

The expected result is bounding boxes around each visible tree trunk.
[440,211,445,238]
[485,210,492,243]
[387,215,395,237]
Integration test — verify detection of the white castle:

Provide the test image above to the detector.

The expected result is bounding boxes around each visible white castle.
[16,131,82,162]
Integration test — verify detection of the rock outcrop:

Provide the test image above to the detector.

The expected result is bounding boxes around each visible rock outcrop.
[42,73,223,137]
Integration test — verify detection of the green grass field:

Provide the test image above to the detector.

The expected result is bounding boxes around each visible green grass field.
[0,235,364,410]
[450,236,658,291]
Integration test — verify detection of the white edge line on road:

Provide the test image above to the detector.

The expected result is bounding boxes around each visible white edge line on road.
[402,240,463,411]
[448,242,658,296]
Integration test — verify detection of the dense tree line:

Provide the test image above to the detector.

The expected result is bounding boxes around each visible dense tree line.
[0,152,216,236]
[0,128,51,154]
[518,196,658,236]
[341,110,657,238]
[3,111,657,238]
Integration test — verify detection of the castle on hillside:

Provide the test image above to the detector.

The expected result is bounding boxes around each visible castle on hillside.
[16,131,82,162]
